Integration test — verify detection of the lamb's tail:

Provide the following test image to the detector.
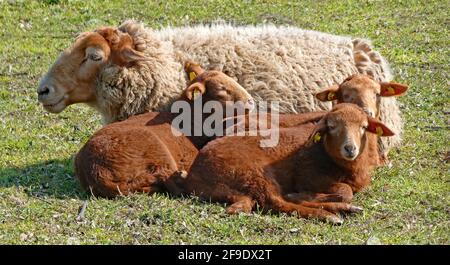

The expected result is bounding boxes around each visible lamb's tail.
[352,38,392,82]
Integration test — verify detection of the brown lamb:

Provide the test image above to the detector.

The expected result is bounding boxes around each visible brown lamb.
[74,64,254,198]
[177,103,395,224]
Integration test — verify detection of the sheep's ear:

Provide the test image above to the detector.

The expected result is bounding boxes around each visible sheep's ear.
[315,85,339,102]
[184,82,206,100]
[184,62,205,81]
[120,48,149,63]
[95,27,120,45]
[380,82,408,97]
[307,117,327,145]
[366,117,395,137]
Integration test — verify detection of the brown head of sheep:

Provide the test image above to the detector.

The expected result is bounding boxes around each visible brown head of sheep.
[74,64,253,198]
[37,27,146,113]
[179,103,394,224]
[182,61,254,110]
[315,74,408,118]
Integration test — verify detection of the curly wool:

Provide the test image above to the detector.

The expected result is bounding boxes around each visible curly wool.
[96,20,401,154]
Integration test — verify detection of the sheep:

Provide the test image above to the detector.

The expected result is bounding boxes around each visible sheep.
[38,20,404,156]
[175,103,395,224]
[74,65,254,198]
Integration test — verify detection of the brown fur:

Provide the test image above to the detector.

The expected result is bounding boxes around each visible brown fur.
[316,74,408,119]
[74,65,253,198]
[315,74,407,163]
[178,104,394,224]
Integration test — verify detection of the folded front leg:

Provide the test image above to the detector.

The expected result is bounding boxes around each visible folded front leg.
[285,182,354,203]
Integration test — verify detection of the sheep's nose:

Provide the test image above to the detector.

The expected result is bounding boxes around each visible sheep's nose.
[37,86,53,100]
[344,144,357,157]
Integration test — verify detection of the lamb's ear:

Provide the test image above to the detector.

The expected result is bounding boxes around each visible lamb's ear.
[307,117,327,145]
[184,82,206,100]
[315,85,339,102]
[184,62,205,81]
[380,82,408,97]
[120,48,149,63]
[366,117,395,137]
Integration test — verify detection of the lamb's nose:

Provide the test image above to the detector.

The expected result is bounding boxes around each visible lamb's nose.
[344,144,357,157]
[37,86,53,100]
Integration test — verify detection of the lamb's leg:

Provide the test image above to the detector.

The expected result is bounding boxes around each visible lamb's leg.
[226,195,255,214]
[266,193,344,224]
[300,201,363,214]
[285,183,354,203]
[285,192,344,203]
[325,183,354,202]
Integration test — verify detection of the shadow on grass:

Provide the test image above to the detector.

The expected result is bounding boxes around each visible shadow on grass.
[0,156,88,199]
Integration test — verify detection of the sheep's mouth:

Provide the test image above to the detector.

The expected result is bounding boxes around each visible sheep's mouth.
[341,152,359,161]
[43,96,66,112]
[343,155,358,161]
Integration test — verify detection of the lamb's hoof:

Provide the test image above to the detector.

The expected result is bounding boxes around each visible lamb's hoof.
[226,206,244,215]
[326,215,344,225]
[177,170,188,179]
[349,205,364,213]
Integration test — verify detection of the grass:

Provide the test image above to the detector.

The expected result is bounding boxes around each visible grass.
[0,0,448,244]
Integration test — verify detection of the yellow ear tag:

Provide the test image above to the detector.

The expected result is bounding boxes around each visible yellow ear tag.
[193,88,201,99]
[387,86,395,95]
[313,132,321,143]
[189,72,197,81]
[375,126,383,136]
[327,92,335,101]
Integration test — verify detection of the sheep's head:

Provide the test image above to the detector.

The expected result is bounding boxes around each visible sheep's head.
[316,74,408,118]
[37,27,147,113]
[182,62,255,112]
[310,103,394,161]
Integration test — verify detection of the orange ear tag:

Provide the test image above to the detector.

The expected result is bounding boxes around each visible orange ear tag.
[193,88,201,99]
[189,72,197,81]
[375,126,383,136]
[327,92,335,101]
[313,132,321,143]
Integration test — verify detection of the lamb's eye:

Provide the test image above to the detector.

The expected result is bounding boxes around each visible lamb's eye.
[89,53,102,61]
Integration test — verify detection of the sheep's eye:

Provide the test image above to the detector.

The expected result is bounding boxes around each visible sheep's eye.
[88,53,102,61]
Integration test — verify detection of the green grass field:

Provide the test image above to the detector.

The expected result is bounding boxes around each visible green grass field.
[0,0,448,244]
